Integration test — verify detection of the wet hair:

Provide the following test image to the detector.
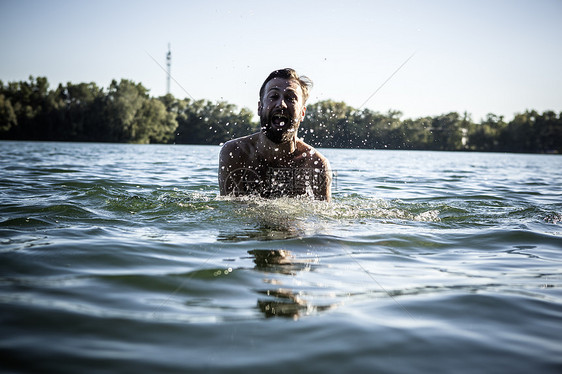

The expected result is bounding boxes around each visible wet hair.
[259,68,313,103]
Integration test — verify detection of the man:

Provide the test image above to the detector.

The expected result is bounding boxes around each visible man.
[219,68,331,201]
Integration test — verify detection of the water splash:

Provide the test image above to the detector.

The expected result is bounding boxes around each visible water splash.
[218,193,440,237]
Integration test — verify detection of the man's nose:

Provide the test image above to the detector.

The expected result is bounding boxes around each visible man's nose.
[277,98,288,108]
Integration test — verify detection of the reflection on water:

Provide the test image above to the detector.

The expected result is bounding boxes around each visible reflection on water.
[248,249,309,273]
[217,225,302,242]
[249,249,337,319]
[257,289,309,319]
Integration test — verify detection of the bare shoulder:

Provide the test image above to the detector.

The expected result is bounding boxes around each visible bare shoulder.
[297,140,331,170]
[219,133,262,176]
[220,133,259,158]
[313,147,331,168]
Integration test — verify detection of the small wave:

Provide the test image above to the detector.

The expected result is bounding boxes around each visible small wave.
[104,189,442,241]
[105,189,219,214]
[0,216,56,227]
[225,195,441,223]
[215,194,441,241]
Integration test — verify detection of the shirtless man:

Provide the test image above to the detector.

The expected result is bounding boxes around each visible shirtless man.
[219,68,331,201]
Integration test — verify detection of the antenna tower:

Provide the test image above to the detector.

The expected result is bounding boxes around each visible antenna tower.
[166,43,171,95]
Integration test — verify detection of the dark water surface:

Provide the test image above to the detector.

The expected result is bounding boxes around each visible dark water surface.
[1,141,561,373]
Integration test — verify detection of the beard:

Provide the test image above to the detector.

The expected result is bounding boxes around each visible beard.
[260,111,299,144]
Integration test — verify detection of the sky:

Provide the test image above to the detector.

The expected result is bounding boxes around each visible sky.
[1,0,561,121]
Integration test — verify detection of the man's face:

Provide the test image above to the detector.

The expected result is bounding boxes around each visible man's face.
[258,78,306,144]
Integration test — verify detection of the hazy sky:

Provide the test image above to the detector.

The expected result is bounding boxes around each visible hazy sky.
[1,0,561,121]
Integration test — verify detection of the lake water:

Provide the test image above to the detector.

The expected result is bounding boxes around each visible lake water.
[1,141,561,373]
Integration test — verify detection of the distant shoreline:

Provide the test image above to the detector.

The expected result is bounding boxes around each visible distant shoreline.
[1,139,558,156]
[1,77,560,154]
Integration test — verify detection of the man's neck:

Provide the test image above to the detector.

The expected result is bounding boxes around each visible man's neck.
[257,131,298,159]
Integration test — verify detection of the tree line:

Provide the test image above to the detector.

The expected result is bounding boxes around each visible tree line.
[1,76,560,153]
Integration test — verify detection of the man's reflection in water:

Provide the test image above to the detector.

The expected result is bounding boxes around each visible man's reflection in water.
[218,228,299,242]
[248,249,336,319]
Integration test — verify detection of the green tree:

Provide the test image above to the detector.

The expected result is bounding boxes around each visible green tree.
[174,99,256,145]
[354,109,404,149]
[534,110,562,153]
[103,79,148,142]
[401,116,433,149]
[0,76,53,139]
[430,112,463,150]
[354,108,387,149]
[303,100,356,148]
[503,110,538,153]
[130,98,177,144]
[54,82,105,141]
[467,113,506,151]
[0,93,17,133]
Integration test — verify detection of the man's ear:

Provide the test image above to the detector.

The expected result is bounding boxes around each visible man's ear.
[257,101,262,116]
[300,106,307,122]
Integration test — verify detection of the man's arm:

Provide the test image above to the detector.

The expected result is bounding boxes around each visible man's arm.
[315,157,332,202]
[218,139,257,196]
[218,141,235,196]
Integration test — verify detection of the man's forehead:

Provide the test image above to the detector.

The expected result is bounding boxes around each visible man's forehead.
[264,78,302,94]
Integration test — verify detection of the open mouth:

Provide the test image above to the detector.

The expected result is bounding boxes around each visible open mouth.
[271,113,290,128]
